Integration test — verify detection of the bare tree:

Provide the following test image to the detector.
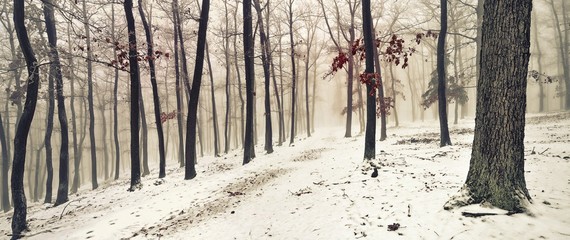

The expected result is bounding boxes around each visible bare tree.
[437,0,452,146]
[11,0,41,235]
[243,0,256,164]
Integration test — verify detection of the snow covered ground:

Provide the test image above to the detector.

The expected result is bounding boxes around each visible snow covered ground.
[1,112,569,240]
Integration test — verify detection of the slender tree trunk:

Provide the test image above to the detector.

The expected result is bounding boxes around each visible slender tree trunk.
[234,7,245,147]
[138,0,166,177]
[43,72,54,204]
[437,0,452,146]
[532,10,545,112]
[11,0,41,234]
[0,113,9,212]
[288,0,297,144]
[82,0,98,190]
[446,0,532,212]
[373,35,387,141]
[124,0,142,191]
[266,2,284,145]
[185,0,210,178]
[173,1,185,167]
[253,0,273,153]
[205,42,220,156]
[139,88,150,177]
[550,0,570,110]
[223,1,232,154]
[69,21,81,193]
[112,3,121,180]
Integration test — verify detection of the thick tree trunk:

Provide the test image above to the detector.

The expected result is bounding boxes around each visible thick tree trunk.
[445,0,532,213]
[138,0,166,177]
[11,0,40,235]
[185,0,210,178]
[243,0,256,164]
[124,0,142,191]
[362,0,376,160]
[437,0,452,147]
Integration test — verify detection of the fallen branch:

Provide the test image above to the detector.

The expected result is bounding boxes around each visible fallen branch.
[60,198,81,220]
[540,148,550,155]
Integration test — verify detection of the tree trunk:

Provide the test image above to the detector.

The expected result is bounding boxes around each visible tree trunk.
[139,88,150,177]
[266,1,284,146]
[172,1,185,167]
[185,0,210,178]
[437,0,452,147]
[43,68,55,203]
[223,1,232,154]
[124,0,142,191]
[69,21,81,193]
[362,0,376,160]
[234,6,245,148]
[83,0,98,190]
[288,0,297,145]
[532,9,545,113]
[205,42,220,157]
[253,0,273,153]
[373,34,387,141]
[445,0,532,213]
[243,0,256,164]
[112,3,121,180]
[138,0,166,177]
[11,0,41,234]
[549,0,570,110]
[0,113,9,212]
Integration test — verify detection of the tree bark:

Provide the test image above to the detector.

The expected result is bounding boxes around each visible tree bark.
[223,0,232,153]
[253,0,273,153]
[185,0,210,178]
[124,0,142,191]
[205,42,220,156]
[11,0,40,234]
[138,0,166,177]
[445,0,532,213]
[0,113,9,212]
[112,3,121,180]
[362,0,376,160]
[437,0,452,147]
[83,0,98,190]
[243,0,256,164]
[172,1,185,167]
[287,0,297,144]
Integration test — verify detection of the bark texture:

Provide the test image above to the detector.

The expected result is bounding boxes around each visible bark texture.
[446,0,533,213]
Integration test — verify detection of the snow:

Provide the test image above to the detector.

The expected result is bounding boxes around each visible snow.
[1,112,569,239]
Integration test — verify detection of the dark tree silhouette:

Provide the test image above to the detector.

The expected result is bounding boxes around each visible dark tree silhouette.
[445,0,533,213]
[138,0,166,178]
[42,0,70,206]
[172,1,185,167]
[83,0,98,190]
[185,0,210,179]
[124,0,142,191]
[11,0,41,235]
[286,0,297,145]
[112,3,121,180]
[362,0,376,159]
[253,0,273,154]
[0,113,9,212]
[243,0,256,164]
[437,0,452,147]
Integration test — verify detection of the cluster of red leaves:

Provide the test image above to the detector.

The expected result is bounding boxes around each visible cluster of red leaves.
[376,96,394,116]
[160,110,177,123]
[359,72,381,95]
[384,34,413,68]
[415,30,438,44]
[73,35,170,71]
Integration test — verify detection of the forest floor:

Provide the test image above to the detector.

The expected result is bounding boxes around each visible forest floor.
[1,112,569,240]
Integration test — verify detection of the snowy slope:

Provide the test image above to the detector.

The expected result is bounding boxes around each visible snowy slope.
[1,112,569,240]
